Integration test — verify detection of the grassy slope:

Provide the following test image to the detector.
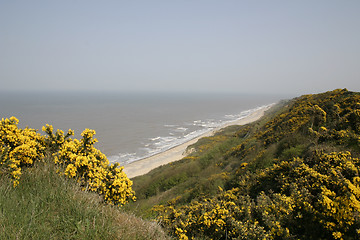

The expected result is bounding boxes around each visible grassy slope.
[0,160,169,240]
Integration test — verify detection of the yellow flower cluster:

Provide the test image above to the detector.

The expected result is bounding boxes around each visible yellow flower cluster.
[309,105,360,145]
[0,117,44,186]
[42,124,74,152]
[154,187,272,239]
[154,151,360,239]
[255,88,360,146]
[0,117,135,206]
[47,127,135,206]
[252,151,360,239]
[258,103,320,145]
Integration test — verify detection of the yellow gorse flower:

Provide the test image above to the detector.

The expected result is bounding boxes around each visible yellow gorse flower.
[0,117,45,186]
[45,125,135,206]
[0,117,135,206]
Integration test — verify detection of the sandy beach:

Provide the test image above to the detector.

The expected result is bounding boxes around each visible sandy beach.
[123,104,273,178]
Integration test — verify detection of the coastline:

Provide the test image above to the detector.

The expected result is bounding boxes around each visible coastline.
[123,104,274,178]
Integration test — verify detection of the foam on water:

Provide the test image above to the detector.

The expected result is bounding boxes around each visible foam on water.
[108,104,273,165]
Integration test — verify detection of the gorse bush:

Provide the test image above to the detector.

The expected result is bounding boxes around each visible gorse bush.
[0,117,45,186]
[0,117,134,206]
[49,127,135,205]
[155,151,360,239]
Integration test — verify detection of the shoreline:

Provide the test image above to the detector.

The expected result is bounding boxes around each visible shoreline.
[123,104,274,178]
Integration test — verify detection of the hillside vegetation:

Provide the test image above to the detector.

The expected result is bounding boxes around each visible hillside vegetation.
[130,89,360,239]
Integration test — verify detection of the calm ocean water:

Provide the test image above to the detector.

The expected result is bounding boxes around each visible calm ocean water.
[0,91,286,165]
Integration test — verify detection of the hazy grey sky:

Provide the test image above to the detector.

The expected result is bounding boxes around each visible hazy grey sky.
[1,1,359,95]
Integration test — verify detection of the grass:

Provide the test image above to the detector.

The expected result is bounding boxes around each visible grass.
[0,160,170,240]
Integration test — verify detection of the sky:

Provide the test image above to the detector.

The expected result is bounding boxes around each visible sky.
[1,1,360,95]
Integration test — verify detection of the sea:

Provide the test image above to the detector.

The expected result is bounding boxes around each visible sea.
[0,91,286,166]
